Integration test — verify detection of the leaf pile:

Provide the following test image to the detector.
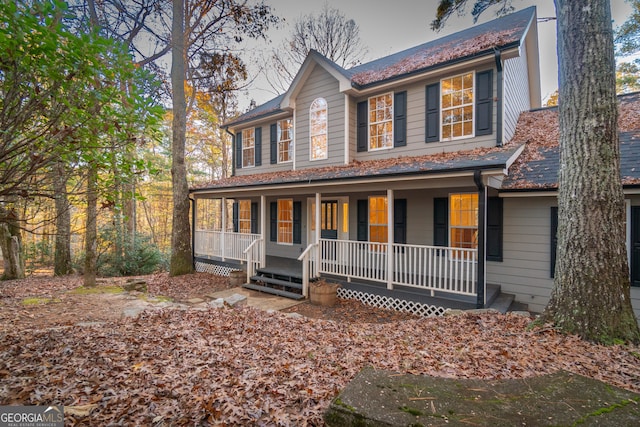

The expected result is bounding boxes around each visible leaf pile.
[1,308,638,425]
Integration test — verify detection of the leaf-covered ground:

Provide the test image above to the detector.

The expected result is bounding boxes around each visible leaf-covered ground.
[1,274,639,426]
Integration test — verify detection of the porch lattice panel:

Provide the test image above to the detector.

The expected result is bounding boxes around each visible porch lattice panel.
[337,288,448,317]
[195,261,237,276]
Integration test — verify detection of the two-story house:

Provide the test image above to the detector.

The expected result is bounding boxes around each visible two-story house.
[190,6,640,319]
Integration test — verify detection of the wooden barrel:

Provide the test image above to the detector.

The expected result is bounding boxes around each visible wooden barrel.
[309,281,340,306]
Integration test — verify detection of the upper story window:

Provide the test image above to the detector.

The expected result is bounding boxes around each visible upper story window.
[368,93,393,150]
[441,72,474,140]
[242,128,255,168]
[310,98,328,160]
[278,119,293,163]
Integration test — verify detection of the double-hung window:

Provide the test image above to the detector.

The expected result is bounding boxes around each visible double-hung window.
[242,128,255,168]
[369,196,388,245]
[238,200,251,234]
[310,98,328,160]
[278,199,293,244]
[449,193,478,250]
[441,72,474,140]
[369,93,393,150]
[278,119,293,163]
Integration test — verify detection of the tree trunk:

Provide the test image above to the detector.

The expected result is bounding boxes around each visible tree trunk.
[0,206,25,280]
[543,0,640,343]
[169,0,193,276]
[84,163,98,287]
[53,161,73,276]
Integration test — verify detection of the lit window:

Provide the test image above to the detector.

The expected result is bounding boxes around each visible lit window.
[441,72,474,140]
[278,199,293,244]
[278,119,293,163]
[450,193,478,249]
[310,98,327,160]
[239,200,251,234]
[242,128,255,167]
[369,196,388,244]
[369,93,393,150]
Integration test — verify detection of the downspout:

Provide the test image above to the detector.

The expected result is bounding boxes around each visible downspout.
[225,128,236,176]
[494,48,504,147]
[474,170,486,308]
[190,196,196,271]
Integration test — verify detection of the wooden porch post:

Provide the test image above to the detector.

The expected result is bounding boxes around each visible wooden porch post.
[260,195,266,267]
[221,197,226,261]
[315,192,321,271]
[474,171,487,308]
[387,189,394,290]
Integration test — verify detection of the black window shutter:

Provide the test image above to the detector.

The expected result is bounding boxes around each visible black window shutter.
[250,202,258,234]
[235,132,242,169]
[486,197,503,262]
[270,202,277,242]
[550,207,558,278]
[433,197,448,246]
[475,70,493,136]
[394,91,407,147]
[270,123,277,164]
[394,199,407,244]
[293,201,302,244]
[425,83,440,143]
[254,127,262,166]
[357,199,368,241]
[232,202,239,233]
[357,101,368,152]
[631,206,640,287]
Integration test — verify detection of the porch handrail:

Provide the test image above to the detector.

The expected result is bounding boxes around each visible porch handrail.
[243,237,263,283]
[297,243,318,298]
[318,239,477,297]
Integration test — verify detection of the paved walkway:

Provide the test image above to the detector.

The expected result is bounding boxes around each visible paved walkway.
[207,287,304,311]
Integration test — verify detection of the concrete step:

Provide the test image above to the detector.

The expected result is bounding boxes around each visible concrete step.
[489,292,515,313]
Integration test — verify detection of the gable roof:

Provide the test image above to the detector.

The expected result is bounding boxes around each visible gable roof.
[502,92,640,190]
[224,6,537,128]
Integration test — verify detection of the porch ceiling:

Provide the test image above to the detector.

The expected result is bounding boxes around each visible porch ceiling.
[190,145,522,197]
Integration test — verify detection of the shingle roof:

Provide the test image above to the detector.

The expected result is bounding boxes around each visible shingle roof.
[502,92,640,190]
[191,145,522,193]
[225,7,536,128]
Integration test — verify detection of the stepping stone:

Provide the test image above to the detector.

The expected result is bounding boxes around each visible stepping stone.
[186,298,205,304]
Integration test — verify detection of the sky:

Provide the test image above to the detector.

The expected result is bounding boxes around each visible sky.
[239,0,634,110]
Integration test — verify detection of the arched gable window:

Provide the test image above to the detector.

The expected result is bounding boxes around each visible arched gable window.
[310,98,328,160]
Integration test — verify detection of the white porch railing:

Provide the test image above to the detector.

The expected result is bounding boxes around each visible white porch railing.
[244,238,264,282]
[297,243,318,298]
[319,239,477,297]
[194,230,262,262]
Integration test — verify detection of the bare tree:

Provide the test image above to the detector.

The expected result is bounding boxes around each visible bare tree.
[265,3,368,93]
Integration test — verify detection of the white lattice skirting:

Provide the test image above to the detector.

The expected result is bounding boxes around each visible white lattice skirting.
[195,261,237,276]
[337,288,448,317]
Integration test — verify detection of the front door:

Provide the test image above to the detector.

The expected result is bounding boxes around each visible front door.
[321,201,338,239]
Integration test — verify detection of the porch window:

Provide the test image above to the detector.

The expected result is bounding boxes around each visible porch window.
[242,128,255,168]
[310,98,327,160]
[369,196,388,244]
[450,193,478,249]
[238,200,251,233]
[441,72,474,140]
[278,199,293,244]
[369,93,393,150]
[278,119,293,163]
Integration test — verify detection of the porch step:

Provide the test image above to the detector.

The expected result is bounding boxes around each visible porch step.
[489,292,515,314]
[242,283,305,300]
[250,275,303,290]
